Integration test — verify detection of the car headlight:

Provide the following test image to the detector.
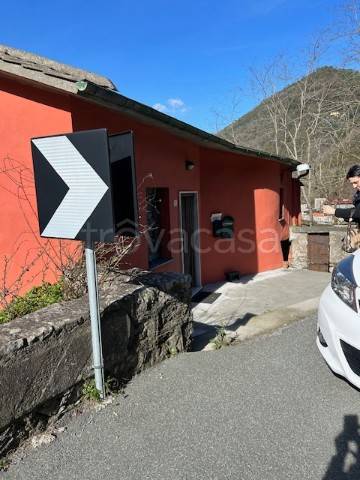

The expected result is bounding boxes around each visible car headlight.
[331,255,358,312]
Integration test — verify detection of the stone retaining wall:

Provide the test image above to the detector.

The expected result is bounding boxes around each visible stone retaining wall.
[0,271,192,457]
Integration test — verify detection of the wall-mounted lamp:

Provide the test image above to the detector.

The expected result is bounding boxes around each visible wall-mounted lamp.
[292,163,310,179]
[185,160,195,171]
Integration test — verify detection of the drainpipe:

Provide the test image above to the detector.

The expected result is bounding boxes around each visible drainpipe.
[76,80,89,92]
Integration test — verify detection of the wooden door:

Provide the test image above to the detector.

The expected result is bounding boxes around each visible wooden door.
[308,233,329,272]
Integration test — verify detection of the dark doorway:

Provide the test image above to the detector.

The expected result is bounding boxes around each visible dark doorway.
[146,188,171,269]
[281,239,291,262]
[180,192,200,287]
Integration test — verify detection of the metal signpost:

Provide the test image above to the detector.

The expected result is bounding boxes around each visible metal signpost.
[31,129,137,400]
[85,240,105,398]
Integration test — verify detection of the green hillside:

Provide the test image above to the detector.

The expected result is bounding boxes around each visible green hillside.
[219,66,360,199]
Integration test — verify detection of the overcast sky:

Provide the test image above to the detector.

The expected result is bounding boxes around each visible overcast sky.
[1,0,348,132]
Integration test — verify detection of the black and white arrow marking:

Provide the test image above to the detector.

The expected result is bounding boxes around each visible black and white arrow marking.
[32,136,109,239]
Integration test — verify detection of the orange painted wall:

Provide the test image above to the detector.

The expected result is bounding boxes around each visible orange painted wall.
[200,149,300,283]
[0,76,75,298]
[0,74,300,296]
[198,149,300,284]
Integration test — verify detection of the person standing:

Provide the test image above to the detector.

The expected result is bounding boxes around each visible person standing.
[323,165,360,222]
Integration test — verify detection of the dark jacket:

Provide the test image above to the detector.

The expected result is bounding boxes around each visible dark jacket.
[335,190,360,222]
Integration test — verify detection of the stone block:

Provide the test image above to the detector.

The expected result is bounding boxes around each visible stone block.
[289,232,308,269]
[329,231,349,271]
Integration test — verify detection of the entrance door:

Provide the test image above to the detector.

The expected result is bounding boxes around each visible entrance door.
[308,233,329,272]
[180,192,201,287]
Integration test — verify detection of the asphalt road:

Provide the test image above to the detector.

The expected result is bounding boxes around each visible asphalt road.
[4,315,360,480]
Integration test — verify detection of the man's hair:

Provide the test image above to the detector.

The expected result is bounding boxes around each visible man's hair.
[346,165,360,179]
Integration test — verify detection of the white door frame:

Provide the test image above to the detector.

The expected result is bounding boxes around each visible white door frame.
[179,191,202,288]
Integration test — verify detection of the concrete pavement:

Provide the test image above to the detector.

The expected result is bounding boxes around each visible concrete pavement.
[192,268,331,350]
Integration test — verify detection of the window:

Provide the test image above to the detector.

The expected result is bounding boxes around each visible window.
[146,188,171,268]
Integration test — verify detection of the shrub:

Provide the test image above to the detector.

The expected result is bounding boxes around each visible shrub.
[82,379,101,402]
[210,326,231,350]
[0,282,63,324]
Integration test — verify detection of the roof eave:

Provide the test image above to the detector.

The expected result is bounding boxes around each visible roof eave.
[76,81,300,168]
[0,64,300,168]
[0,61,79,94]
[0,44,116,90]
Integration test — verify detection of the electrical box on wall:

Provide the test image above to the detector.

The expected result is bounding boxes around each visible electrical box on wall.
[211,213,234,238]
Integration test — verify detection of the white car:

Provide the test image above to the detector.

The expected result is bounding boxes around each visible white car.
[317,250,360,389]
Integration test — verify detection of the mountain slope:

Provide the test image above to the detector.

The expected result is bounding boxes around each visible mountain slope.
[218,66,360,199]
[219,66,360,159]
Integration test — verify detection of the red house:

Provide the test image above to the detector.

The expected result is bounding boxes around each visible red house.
[0,45,302,300]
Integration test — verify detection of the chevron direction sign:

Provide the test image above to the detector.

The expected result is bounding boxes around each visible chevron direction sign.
[31,129,116,242]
